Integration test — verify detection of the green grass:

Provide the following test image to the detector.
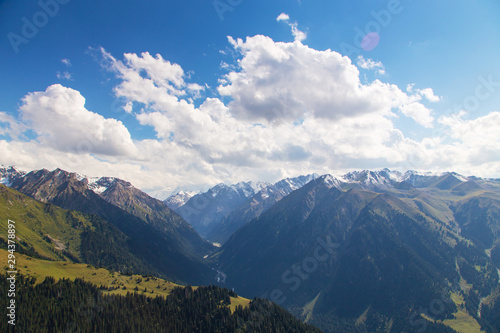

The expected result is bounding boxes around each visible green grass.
[1,248,178,297]
[423,292,484,333]
[441,293,484,333]
[0,185,92,261]
[1,248,251,309]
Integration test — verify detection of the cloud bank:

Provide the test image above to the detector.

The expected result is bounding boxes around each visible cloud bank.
[1,34,499,196]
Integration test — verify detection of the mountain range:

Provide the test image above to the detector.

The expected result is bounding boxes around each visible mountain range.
[212,171,500,332]
[2,165,500,332]
[1,166,214,285]
[166,174,319,243]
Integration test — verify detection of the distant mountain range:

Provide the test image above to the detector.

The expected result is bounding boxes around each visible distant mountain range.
[166,174,319,242]
[166,180,270,240]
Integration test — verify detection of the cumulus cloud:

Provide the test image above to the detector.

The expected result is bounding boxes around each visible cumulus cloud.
[218,35,427,123]
[0,112,26,139]
[400,102,434,128]
[276,13,290,22]
[438,111,500,161]
[418,87,441,102]
[406,84,440,102]
[2,35,499,195]
[19,84,136,156]
[89,41,450,184]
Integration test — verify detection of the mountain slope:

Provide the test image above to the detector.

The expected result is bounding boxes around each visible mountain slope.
[0,184,150,274]
[8,169,213,285]
[215,175,500,332]
[98,177,213,257]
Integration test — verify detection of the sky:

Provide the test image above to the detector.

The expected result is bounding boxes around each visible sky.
[0,0,499,197]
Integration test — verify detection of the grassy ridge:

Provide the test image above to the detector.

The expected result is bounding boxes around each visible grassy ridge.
[0,185,90,261]
[0,248,250,309]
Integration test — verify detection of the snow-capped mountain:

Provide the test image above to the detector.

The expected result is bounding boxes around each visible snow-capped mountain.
[341,168,406,188]
[165,190,198,210]
[0,165,26,186]
[86,176,118,194]
[339,168,470,191]
[171,180,271,238]
[205,174,319,243]
[258,173,320,199]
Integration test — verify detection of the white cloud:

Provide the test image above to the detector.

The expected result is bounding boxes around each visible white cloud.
[0,112,26,139]
[1,36,499,195]
[61,58,71,67]
[439,112,500,157]
[90,41,448,185]
[276,13,290,22]
[418,87,441,102]
[56,71,73,80]
[276,13,307,42]
[19,84,137,156]
[218,35,425,123]
[406,85,440,102]
[399,102,434,128]
[357,55,385,75]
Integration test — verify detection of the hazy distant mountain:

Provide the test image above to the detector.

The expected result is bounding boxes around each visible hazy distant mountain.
[8,168,214,284]
[164,190,197,210]
[215,172,500,332]
[206,174,320,243]
[171,181,270,239]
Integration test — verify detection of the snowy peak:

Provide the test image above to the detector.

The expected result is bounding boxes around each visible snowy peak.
[273,173,319,191]
[165,190,198,210]
[342,169,402,186]
[0,165,26,186]
[87,176,120,194]
[1,165,124,196]
[339,169,475,191]
[319,174,343,189]
[206,181,271,200]
[254,173,319,201]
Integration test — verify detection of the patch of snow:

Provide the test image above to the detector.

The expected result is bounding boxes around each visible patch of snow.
[321,174,342,189]
[74,173,86,182]
[0,165,26,186]
[453,173,469,182]
[165,190,198,209]
[248,181,271,194]
[87,177,116,194]
[0,177,11,186]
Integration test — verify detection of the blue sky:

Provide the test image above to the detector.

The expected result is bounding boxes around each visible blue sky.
[1,0,499,196]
